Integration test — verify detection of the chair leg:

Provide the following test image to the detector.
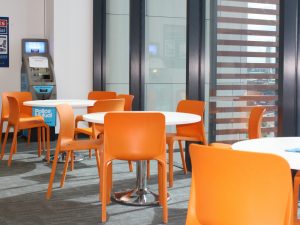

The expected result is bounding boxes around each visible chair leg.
[46,126,50,163]
[47,147,60,200]
[167,140,174,188]
[157,160,168,223]
[157,161,162,205]
[99,150,104,202]
[60,151,71,188]
[147,160,151,179]
[161,161,168,224]
[0,120,4,144]
[13,129,18,154]
[128,160,133,172]
[70,151,74,171]
[42,127,45,153]
[37,127,41,157]
[95,149,101,178]
[101,161,108,222]
[294,173,300,225]
[1,124,10,159]
[14,143,18,154]
[8,127,18,167]
[107,162,112,204]
[88,136,93,159]
[71,135,76,170]
[178,140,187,174]
[27,128,31,145]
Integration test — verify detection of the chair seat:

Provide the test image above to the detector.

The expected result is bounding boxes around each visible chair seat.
[60,138,103,151]
[166,133,202,142]
[209,142,232,149]
[19,116,46,129]
[75,127,93,136]
[75,126,104,138]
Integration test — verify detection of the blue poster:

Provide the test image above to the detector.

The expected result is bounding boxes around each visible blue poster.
[32,107,57,127]
[0,17,9,67]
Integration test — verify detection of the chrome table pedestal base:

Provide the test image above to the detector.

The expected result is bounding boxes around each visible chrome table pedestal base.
[112,160,169,206]
[112,187,160,206]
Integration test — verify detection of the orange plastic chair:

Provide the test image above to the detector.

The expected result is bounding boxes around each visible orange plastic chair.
[75,91,117,158]
[293,172,300,225]
[0,92,34,145]
[75,99,125,139]
[75,90,117,128]
[116,94,134,111]
[210,106,266,148]
[157,100,207,188]
[46,104,102,200]
[72,99,127,171]
[186,144,293,225]
[0,96,50,166]
[87,91,117,100]
[101,112,168,223]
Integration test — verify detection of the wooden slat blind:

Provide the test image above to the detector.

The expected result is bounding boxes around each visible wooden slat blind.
[218,28,278,36]
[210,0,279,143]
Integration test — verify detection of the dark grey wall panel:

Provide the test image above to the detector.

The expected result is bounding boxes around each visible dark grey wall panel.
[278,0,298,136]
[186,0,205,100]
[93,0,106,91]
[129,0,145,110]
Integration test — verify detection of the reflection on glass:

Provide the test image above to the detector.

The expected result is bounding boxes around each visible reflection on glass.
[145,0,186,112]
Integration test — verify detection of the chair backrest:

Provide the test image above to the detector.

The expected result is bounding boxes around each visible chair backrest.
[186,144,293,225]
[56,104,75,141]
[90,99,125,113]
[7,96,21,125]
[248,106,266,139]
[1,92,32,119]
[88,91,117,100]
[116,94,134,111]
[176,100,207,144]
[87,91,117,113]
[104,112,165,161]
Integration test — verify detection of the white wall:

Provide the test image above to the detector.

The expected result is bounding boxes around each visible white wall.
[53,0,93,100]
[0,0,45,93]
[45,0,54,58]
[0,0,93,132]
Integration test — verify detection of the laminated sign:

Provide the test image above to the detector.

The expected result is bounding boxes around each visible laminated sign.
[0,17,9,67]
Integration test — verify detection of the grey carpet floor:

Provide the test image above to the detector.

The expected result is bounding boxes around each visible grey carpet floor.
[0,138,191,225]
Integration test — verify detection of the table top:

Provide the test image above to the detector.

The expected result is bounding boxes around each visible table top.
[83,111,201,126]
[232,137,300,170]
[23,99,96,108]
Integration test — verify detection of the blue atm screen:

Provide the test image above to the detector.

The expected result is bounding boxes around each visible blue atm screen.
[25,42,46,54]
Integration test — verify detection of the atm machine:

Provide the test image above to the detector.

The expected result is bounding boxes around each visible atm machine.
[21,39,56,140]
[21,39,56,99]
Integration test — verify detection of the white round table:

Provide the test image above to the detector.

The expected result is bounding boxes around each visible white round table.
[24,99,96,108]
[83,111,201,206]
[232,137,300,170]
[83,111,201,126]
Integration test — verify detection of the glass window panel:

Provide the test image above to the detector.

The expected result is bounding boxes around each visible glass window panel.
[105,1,129,93]
[207,0,280,144]
[145,0,186,112]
